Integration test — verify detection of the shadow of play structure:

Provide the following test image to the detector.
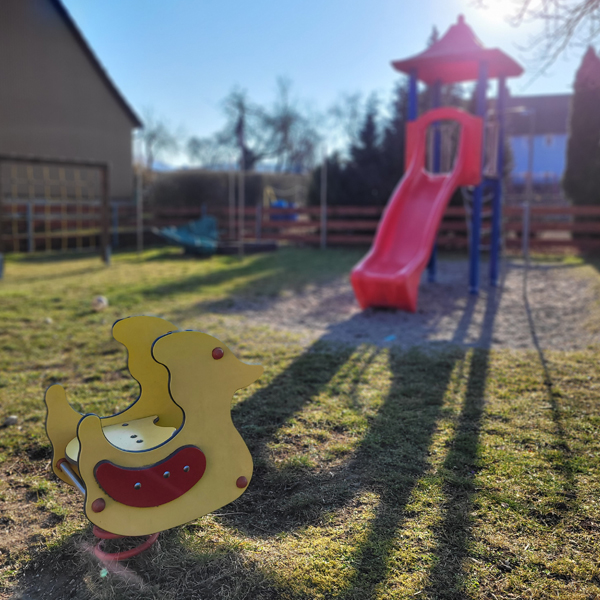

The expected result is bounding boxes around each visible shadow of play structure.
[44,316,262,561]
[351,15,523,312]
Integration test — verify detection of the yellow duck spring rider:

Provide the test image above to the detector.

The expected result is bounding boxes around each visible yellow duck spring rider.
[44,316,263,561]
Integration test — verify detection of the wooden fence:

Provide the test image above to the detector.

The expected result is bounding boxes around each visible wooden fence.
[1,199,137,253]
[151,204,600,253]
[4,202,600,254]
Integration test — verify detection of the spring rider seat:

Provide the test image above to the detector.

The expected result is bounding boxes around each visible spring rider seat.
[44,316,262,561]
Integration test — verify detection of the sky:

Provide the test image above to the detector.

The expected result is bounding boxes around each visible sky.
[61,0,585,164]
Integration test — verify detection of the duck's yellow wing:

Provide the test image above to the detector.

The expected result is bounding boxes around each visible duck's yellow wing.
[104,316,183,428]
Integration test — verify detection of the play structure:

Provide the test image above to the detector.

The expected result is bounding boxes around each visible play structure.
[45,316,262,560]
[351,15,523,312]
[153,215,220,257]
[262,185,299,221]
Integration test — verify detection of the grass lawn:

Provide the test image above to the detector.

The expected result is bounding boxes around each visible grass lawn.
[0,248,599,599]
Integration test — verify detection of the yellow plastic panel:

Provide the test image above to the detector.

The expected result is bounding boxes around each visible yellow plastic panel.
[45,316,181,483]
[65,416,176,461]
[44,384,84,485]
[77,331,263,536]
[102,316,183,428]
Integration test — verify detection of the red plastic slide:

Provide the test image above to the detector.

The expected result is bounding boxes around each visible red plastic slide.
[351,107,483,312]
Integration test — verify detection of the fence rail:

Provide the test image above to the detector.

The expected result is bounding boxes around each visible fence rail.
[4,201,600,254]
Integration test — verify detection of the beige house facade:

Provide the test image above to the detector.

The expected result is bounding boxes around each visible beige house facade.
[0,0,141,199]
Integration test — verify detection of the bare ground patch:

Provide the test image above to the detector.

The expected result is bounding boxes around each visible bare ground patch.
[201,259,600,350]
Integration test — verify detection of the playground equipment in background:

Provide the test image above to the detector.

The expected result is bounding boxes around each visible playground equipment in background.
[351,15,523,312]
[352,108,483,312]
[45,316,262,561]
[153,215,219,257]
[262,185,299,221]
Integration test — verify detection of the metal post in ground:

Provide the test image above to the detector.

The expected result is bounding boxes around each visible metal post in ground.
[522,202,530,265]
[228,167,235,240]
[136,171,143,254]
[320,148,327,249]
[255,202,262,240]
[238,159,245,259]
[523,108,535,267]
[490,76,507,287]
[112,203,119,249]
[27,202,34,253]
[469,62,488,295]
[101,165,111,265]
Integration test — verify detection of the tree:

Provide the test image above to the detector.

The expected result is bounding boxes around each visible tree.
[216,88,271,171]
[326,92,366,159]
[187,80,321,173]
[343,95,384,205]
[186,136,229,169]
[136,108,179,171]
[263,78,321,172]
[563,46,600,206]
[476,0,600,69]
[309,86,409,207]
[380,81,409,198]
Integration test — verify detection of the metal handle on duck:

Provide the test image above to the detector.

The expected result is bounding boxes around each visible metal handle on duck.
[57,459,86,495]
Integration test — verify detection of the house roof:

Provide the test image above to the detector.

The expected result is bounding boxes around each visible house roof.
[391,15,523,84]
[51,0,142,128]
[502,94,572,136]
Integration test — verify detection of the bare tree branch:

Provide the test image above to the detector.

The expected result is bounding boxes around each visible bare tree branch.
[136,108,179,170]
[474,0,600,72]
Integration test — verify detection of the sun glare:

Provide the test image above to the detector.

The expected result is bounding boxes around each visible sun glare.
[478,0,516,23]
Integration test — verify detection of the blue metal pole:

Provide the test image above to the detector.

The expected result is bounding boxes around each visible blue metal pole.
[469,62,488,295]
[408,70,418,121]
[432,81,442,173]
[427,80,442,283]
[490,76,506,287]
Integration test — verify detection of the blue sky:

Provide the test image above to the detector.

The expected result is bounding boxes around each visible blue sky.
[62,0,584,161]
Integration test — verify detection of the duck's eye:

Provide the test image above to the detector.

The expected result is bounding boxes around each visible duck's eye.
[212,347,224,360]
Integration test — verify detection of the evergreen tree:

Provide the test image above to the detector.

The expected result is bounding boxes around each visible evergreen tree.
[345,95,384,205]
[380,81,409,198]
[564,46,600,205]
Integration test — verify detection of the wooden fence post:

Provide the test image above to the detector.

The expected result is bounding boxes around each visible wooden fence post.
[0,163,4,279]
[112,203,119,249]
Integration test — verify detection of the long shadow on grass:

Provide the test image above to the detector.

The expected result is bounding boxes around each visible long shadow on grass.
[128,249,360,305]
[9,265,501,600]
[343,280,501,599]
[521,265,577,516]
[229,343,466,536]
[218,273,505,599]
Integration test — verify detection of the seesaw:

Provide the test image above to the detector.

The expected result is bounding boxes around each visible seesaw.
[44,316,262,561]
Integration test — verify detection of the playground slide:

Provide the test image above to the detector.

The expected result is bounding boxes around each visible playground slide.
[351,107,483,312]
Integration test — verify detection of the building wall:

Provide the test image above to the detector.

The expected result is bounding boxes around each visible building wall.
[0,0,137,198]
[509,134,568,185]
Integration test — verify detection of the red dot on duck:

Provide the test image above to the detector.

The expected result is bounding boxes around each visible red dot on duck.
[44,316,263,539]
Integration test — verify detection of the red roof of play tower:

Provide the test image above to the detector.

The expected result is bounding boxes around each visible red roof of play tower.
[391,15,523,84]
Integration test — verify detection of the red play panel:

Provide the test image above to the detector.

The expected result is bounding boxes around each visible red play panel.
[94,445,207,508]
